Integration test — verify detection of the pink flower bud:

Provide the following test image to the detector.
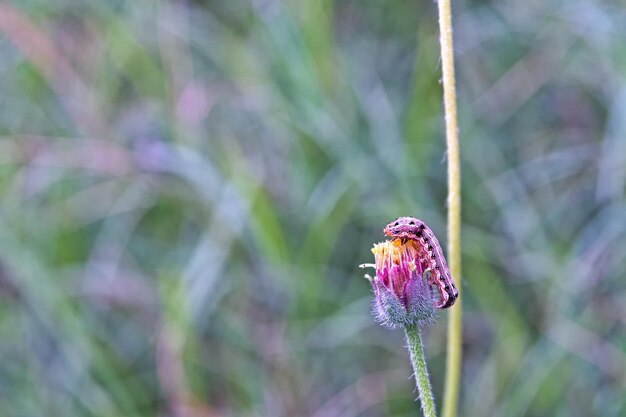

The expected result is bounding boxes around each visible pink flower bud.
[362,239,435,327]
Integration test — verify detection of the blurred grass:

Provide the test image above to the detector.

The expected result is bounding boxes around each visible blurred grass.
[1,0,626,416]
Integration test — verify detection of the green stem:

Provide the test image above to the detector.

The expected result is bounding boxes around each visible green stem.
[405,324,437,417]
[436,0,463,416]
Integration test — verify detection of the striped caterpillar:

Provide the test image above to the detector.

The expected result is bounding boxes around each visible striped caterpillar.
[384,216,458,309]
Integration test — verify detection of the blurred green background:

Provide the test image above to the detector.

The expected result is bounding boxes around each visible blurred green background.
[1,1,626,416]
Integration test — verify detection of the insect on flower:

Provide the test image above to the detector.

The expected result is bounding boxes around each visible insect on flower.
[384,216,458,309]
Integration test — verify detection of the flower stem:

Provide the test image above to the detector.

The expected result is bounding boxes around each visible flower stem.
[405,324,437,417]
[436,0,463,416]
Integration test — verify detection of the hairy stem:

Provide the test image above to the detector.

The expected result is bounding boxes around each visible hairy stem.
[405,324,437,417]
[436,0,463,417]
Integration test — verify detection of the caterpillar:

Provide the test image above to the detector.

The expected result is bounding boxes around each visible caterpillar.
[384,216,458,309]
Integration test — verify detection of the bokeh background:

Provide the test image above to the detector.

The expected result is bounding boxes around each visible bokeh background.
[1,1,626,416]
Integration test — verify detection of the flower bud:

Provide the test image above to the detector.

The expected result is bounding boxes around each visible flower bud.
[362,239,435,327]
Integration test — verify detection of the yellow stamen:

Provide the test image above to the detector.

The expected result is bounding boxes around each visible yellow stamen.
[371,239,416,270]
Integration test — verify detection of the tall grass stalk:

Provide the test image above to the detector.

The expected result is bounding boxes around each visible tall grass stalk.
[436,0,463,417]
